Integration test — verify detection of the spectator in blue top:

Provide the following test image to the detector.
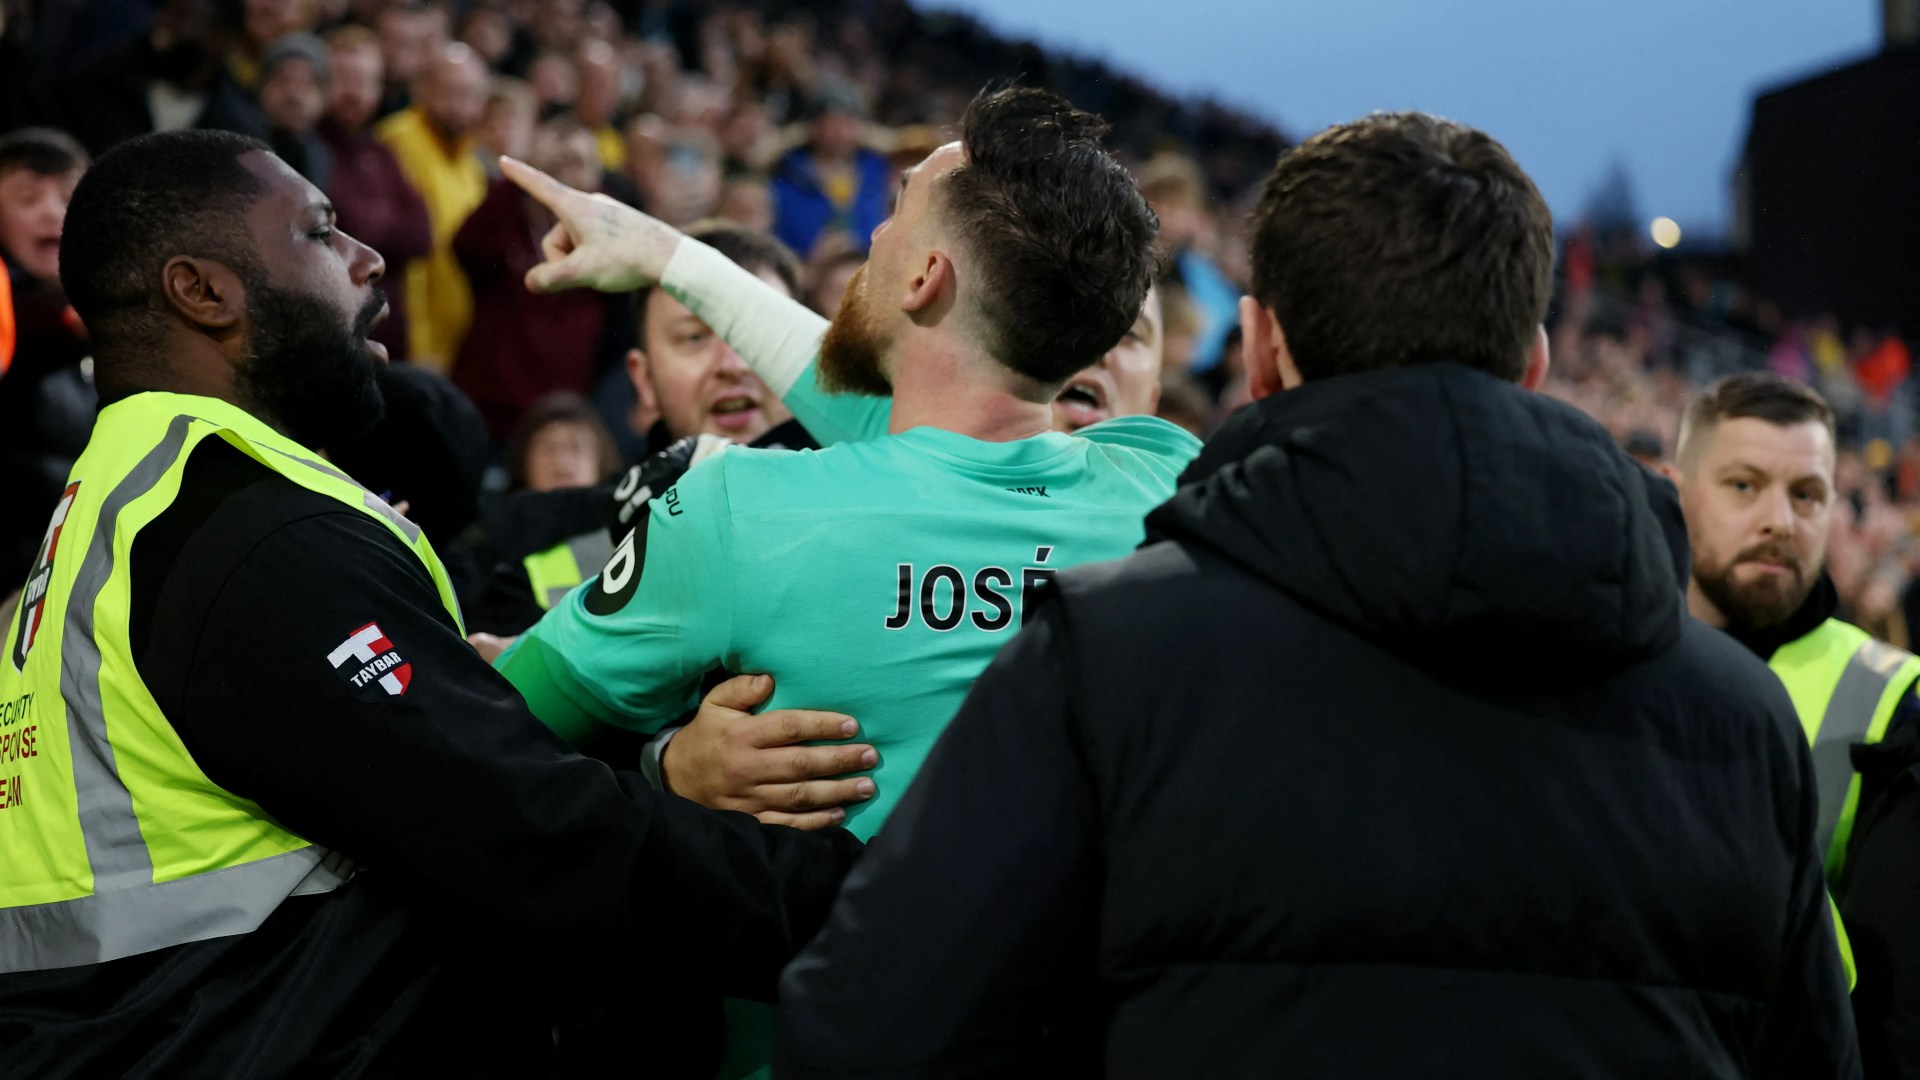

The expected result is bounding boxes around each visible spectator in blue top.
[769,79,890,259]
[1139,152,1243,376]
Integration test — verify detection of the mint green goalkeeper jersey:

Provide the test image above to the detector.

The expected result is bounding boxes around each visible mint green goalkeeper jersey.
[496,241,1201,838]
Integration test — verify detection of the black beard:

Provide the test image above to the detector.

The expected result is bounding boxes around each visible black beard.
[816,265,893,397]
[236,285,386,452]
[1694,550,1814,633]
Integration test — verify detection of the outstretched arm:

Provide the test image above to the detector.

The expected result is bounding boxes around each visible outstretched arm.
[496,456,736,744]
[163,503,860,1003]
[501,157,892,445]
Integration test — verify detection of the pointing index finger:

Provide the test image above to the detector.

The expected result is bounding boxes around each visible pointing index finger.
[500,156,575,215]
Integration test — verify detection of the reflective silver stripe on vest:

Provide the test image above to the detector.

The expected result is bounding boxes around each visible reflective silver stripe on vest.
[1812,638,1912,860]
[10,413,353,973]
[261,444,423,543]
[545,531,615,609]
[0,847,353,973]
[59,414,195,892]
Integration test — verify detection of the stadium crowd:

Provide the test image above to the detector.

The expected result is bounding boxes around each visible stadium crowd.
[1546,232,1920,650]
[0,0,1291,604]
[4,0,1913,638]
[0,1,1915,1078]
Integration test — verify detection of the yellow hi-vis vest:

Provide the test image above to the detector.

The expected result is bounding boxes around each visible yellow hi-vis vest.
[0,392,462,973]
[1769,618,1920,884]
[523,530,614,612]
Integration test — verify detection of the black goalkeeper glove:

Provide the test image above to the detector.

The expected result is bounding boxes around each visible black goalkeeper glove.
[605,433,731,542]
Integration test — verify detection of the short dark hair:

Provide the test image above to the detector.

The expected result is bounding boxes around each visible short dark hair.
[60,129,271,368]
[0,127,89,179]
[1249,112,1553,383]
[940,86,1158,386]
[1676,373,1836,465]
[635,220,801,338]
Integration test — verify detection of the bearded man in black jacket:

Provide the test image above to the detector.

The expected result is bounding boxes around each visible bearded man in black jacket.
[776,113,1859,1078]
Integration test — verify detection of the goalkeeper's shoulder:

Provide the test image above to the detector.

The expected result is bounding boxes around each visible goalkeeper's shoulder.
[651,440,740,529]
[655,438,828,535]
[688,437,885,520]
[1076,414,1204,471]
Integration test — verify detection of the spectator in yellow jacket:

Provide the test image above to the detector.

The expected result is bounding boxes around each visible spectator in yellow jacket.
[376,43,489,371]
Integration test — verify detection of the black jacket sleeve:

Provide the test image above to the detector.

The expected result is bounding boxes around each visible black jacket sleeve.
[776,600,1101,1078]
[1841,682,1920,1079]
[156,506,858,1002]
[463,555,548,637]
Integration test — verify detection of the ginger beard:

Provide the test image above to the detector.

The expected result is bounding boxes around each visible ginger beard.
[817,262,894,397]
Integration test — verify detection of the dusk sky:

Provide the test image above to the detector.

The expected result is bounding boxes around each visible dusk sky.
[946,0,1879,240]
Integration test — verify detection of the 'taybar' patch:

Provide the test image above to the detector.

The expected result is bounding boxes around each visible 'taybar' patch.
[327,621,412,699]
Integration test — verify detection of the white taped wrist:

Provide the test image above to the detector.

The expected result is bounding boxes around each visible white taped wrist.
[661,239,829,398]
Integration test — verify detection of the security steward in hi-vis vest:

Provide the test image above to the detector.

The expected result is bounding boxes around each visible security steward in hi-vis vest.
[1669,372,1920,1077]
[0,130,858,1078]
[0,393,432,964]
[1769,615,1920,881]
[1749,580,1920,1077]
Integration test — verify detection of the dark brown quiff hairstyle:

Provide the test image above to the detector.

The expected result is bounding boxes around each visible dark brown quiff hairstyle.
[1249,112,1553,383]
[939,86,1159,387]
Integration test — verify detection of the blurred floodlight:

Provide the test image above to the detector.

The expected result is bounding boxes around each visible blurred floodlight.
[1650,216,1681,249]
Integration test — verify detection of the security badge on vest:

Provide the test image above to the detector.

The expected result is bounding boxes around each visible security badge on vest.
[12,482,81,670]
[1770,618,1920,881]
[0,392,461,974]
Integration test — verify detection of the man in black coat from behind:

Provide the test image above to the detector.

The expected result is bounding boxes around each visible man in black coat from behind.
[776,113,1859,1078]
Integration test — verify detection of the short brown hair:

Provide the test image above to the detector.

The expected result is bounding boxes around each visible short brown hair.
[635,220,801,339]
[1676,373,1835,465]
[940,86,1158,387]
[1248,112,1553,383]
[690,220,802,295]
